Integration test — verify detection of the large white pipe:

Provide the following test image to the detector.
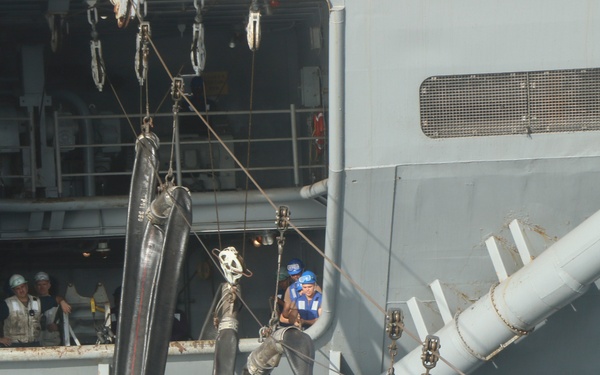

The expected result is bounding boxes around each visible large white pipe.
[394,208,600,374]
[299,178,328,199]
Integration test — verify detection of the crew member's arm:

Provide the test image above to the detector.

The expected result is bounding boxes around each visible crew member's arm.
[55,296,72,314]
[281,287,297,319]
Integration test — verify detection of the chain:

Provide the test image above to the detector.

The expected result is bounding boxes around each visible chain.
[386,341,397,375]
[385,309,403,374]
[87,6,105,92]
[135,21,151,86]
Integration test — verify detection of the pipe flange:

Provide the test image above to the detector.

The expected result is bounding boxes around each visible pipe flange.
[489,283,531,337]
[454,311,488,361]
[271,325,300,342]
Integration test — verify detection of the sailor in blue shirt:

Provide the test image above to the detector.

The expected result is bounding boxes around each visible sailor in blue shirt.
[284,270,322,329]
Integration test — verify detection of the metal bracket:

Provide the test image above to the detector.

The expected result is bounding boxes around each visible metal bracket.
[191,23,206,75]
[135,21,151,86]
[386,308,404,340]
[421,335,440,374]
[246,9,261,51]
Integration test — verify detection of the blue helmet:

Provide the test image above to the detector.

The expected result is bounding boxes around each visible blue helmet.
[286,258,305,276]
[299,270,316,284]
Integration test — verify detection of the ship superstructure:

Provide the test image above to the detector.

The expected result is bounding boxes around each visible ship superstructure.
[0,1,600,374]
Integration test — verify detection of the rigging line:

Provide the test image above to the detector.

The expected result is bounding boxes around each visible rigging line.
[269,248,284,326]
[153,185,274,332]
[145,73,151,119]
[283,222,450,373]
[146,30,226,250]
[233,287,265,330]
[287,220,386,316]
[97,8,259,331]
[119,118,335,371]
[102,59,152,145]
[438,355,467,375]
[201,79,224,251]
[101,46,260,326]
[101,27,225,288]
[284,219,467,375]
[104,69,136,137]
[179,92,277,209]
[151,64,185,117]
[156,210,263,334]
[241,51,258,258]
[147,37,175,81]
[139,82,143,125]
[168,101,178,180]
[137,21,467,375]
[133,44,469,375]
[101,61,166,195]
[156,196,270,332]
[141,18,223,247]
[213,287,233,317]
[186,229,265,328]
[278,340,344,375]
[156,101,438,362]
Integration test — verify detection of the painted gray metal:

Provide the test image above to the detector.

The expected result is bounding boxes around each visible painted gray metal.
[395,205,600,374]
[0,188,326,239]
[329,1,600,374]
[3,1,600,375]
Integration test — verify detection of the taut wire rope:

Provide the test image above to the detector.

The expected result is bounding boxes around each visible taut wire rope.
[99,5,467,373]
[241,50,257,258]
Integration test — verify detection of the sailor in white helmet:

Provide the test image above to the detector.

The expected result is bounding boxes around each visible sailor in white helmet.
[33,272,71,346]
[0,274,57,347]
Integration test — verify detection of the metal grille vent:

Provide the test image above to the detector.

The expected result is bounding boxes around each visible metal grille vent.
[420,68,600,138]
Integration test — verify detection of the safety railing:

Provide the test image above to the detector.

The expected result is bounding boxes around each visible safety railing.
[0,105,327,199]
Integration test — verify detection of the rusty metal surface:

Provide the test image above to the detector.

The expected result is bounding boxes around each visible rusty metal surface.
[0,340,218,361]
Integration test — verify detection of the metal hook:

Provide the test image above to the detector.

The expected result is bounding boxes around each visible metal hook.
[191,23,206,75]
[141,116,153,134]
[90,40,105,92]
[135,21,151,86]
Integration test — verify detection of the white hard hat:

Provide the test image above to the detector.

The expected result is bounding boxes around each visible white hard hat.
[9,274,27,289]
[34,272,50,282]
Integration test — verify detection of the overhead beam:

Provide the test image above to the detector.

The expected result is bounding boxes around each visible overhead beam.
[0,188,326,240]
